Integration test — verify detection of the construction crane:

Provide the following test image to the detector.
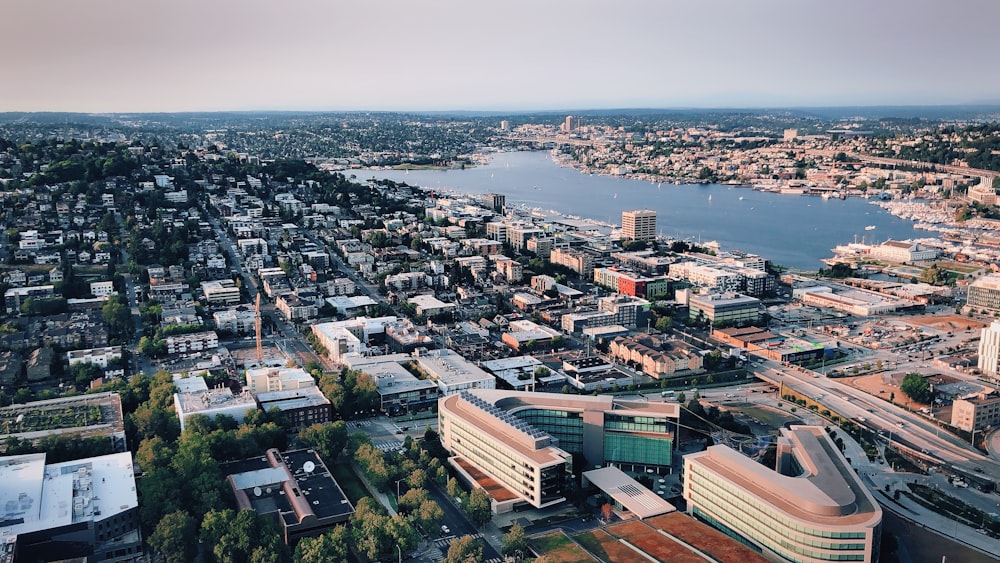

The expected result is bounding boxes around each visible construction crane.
[255,293,262,364]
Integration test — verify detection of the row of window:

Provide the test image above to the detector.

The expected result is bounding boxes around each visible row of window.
[687,465,869,540]
[686,474,871,562]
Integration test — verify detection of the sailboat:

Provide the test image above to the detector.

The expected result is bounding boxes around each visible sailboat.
[708,194,712,202]
[865,225,876,231]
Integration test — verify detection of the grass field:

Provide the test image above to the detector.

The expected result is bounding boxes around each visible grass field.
[529,531,596,563]
[330,463,372,505]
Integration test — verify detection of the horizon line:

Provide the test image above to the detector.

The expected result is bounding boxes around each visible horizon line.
[3,102,1000,117]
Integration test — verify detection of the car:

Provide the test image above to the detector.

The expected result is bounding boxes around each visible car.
[440,525,451,535]
[974,467,984,473]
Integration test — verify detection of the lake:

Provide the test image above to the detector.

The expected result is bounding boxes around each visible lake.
[354,151,920,270]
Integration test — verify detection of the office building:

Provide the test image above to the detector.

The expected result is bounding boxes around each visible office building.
[551,248,594,277]
[688,292,760,326]
[0,451,142,563]
[621,210,656,243]
[968,274,1000,315]
[977,320,1000,381]
[438,389,679,513]
[683,426,882,563]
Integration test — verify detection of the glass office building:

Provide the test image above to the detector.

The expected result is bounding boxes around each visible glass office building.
[439,390,679,513]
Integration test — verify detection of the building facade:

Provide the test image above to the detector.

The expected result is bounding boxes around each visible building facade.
[968,274,1000,315]
[683,426,882,563]
[978,320,1000,381]
[438,390,679,513]
[621,210,656,243]
[951,392,1000,433]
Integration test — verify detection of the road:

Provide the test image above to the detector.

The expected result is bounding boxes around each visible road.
[751,359,1000,482]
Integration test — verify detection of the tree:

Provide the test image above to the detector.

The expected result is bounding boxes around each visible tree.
[676,391,686,404]
[149,510,198,563]
[900,372,933,404]
[295,421,348,462]
[200,509,289,563]
[101,294,132,339]
[445,535,484,563]
[601,502,613,521]
[465,488,492,528]
[502,522,527,556]
[655,316,672,333]
[293,526,350,563]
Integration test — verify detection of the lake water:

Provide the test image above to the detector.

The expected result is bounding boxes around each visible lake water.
[355,151,919,270]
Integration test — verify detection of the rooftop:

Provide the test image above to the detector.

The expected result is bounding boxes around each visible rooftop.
[583,466,675,519]
[0,451,137,538]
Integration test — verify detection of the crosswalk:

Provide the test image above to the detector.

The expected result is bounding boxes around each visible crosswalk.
[374,440,403,453]
[346,419,374,429]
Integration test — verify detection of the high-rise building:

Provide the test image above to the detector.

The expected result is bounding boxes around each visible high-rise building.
[978,320,1000,380]
[622,210,657,243]
[563,115,580,132]
[684,426,882,563]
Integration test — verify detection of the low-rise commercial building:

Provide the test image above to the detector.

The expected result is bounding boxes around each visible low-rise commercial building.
[683,426,882,563]
[951,391,1000,433]
[224,448,355,545]
[345,354,439,415]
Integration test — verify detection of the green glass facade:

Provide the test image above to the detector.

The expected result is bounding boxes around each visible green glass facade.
[603,432,672,466]
[513,409,584,454]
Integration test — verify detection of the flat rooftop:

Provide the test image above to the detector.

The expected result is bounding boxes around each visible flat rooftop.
[0,451,137,538]
[223,449,354,523]
[0,392,125,443]
[583,466,675,519]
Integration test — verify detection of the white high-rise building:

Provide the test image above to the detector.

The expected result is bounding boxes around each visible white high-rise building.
[622,210,656,243]
[978,320,1000,380]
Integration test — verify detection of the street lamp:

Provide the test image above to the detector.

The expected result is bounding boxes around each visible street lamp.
[397,544,402,563]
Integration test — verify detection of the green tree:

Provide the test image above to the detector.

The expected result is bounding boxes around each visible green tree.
[200,509,289,563]
[900,372,933,404]
[101,294,133,339]
[293,526,350,563]
[149,510,198,563]
[445,535,484,563]
[464,487,492,528]
[295,421,348,462]
[502,522,527,556]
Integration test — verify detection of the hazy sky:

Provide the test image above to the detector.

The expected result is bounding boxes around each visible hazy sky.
[2,0,998,112]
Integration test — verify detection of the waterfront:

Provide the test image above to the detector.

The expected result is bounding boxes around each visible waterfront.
[358,151,920,270]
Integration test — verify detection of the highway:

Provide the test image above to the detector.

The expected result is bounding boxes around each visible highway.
[752,359,1000,481]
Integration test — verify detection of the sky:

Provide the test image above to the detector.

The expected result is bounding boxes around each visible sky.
[2,0,999,113]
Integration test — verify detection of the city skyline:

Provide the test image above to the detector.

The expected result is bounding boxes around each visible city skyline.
[2,0,999,113]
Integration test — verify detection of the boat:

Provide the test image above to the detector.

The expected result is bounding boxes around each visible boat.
[708,195,712,202]
[738,196,744,201]
[865,225,876,231]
